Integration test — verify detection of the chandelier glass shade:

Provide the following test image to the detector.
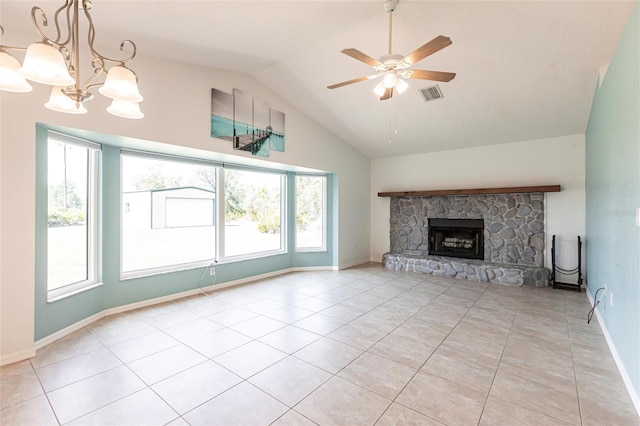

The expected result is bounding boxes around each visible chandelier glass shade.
[45,86,88,114]
[99,66,143,102]
[19,42,75,86]
[107,99,144,120]
[0,51,33,92]
[0,0,144,118]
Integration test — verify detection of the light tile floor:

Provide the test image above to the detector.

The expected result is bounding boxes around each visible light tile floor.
[1,263,638,425]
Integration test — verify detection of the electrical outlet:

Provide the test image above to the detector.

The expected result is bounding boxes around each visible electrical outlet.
[210,267,216,276]
[596,286,607,304]
[610,292,613,307]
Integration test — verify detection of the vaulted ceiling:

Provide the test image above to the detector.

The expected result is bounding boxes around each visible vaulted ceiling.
[1,1,635,158]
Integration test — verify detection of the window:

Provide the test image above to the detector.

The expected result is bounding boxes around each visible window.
[47,134,99,298]
[224,168,285,257]
[121,153,217,276]
[295,175,326,251]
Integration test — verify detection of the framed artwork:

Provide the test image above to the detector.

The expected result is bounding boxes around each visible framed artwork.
[211,88,285,157]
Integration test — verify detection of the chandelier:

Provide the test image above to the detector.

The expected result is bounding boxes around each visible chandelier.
[0,0,143,119]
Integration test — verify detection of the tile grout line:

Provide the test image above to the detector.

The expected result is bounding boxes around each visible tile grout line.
[474,285,524,425]
[7,267,633,425]
[368,278,492,425]
[564,290,585,426]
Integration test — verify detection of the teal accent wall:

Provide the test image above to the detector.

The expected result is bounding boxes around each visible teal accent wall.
[34,125,337,340]
[585,1,639,400]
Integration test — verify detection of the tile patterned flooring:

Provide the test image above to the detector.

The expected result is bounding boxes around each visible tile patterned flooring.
[1,263,638,425]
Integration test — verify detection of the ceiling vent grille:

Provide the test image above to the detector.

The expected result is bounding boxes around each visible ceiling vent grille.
[420,85,444,102]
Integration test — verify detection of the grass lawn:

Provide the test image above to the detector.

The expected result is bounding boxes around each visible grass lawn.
[49,221,286,289]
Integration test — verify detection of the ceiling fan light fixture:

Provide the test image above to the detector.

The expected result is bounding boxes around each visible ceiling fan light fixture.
[400,69,414,79]
[383,73,397,88]
[373,80,387,96]
[327,0,455,102]
[396,78,409,94]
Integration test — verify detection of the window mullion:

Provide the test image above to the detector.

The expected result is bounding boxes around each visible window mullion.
[217,167,225,260]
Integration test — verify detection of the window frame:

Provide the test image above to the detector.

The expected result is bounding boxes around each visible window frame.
[294,174,327,252]
[219,166,287,261]
[46,132,101,302]
[119,150,220,279]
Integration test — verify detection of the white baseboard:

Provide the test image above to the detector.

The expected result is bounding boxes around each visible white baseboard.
[291,266,335,272]
[35,311,106,350]
[338,258,371,270]
[586,288,640,418]
[0,348,37,367]
[102,268,304,317]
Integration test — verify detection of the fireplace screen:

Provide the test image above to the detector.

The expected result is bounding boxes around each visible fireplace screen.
[428,218,484,260]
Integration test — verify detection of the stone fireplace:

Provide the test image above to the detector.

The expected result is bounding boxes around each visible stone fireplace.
[381,187,559,287]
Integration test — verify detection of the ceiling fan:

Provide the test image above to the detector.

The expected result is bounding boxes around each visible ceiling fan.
[327,0,456,101]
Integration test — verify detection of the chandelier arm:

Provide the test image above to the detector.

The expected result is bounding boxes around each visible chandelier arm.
[83,6,137,65]
[0,45,27,52]
[29,2,70,47]
[55,0,73,46]
[83,66,106,91]
[69,0,80,88]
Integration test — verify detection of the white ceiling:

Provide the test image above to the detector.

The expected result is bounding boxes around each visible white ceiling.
[1,1,635,159]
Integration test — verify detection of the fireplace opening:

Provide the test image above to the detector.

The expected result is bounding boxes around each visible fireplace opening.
[428,218,484,260]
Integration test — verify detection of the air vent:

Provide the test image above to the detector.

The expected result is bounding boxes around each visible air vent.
[420,85,444,102]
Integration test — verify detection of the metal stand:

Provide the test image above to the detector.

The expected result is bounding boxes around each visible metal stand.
[551,235,583,292]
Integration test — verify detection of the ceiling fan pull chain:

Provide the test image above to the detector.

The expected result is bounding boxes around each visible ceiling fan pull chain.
[388,93,399,143]
[395,94,399,135]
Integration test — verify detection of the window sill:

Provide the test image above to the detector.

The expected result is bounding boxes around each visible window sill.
[47,281,104,303]
[120,261,214,281]
[295,247,327,253]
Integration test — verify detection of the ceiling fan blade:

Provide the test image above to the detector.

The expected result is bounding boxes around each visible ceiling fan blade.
[380,87,394,101]
[408,69,456,82]
[402,35,452,66]
[341,48,382,67]
[327,75,376,89]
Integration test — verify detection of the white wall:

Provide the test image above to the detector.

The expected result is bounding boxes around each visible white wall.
[370,134,586,272]
[0,51,370,362]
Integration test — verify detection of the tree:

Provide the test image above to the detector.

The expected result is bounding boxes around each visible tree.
[296,176,323,230]
[251,187,280,234]
[48,181,83,211]
[224,170,246,221]
[195,167,216,191]
[132,165,183,190]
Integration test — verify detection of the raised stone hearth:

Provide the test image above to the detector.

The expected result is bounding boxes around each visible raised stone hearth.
[383,253,549,286]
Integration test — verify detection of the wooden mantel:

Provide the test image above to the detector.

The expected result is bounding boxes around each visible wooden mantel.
[377,185,561,198]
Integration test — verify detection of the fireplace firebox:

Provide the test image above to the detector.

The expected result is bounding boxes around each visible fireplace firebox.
[428,218,484,260]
